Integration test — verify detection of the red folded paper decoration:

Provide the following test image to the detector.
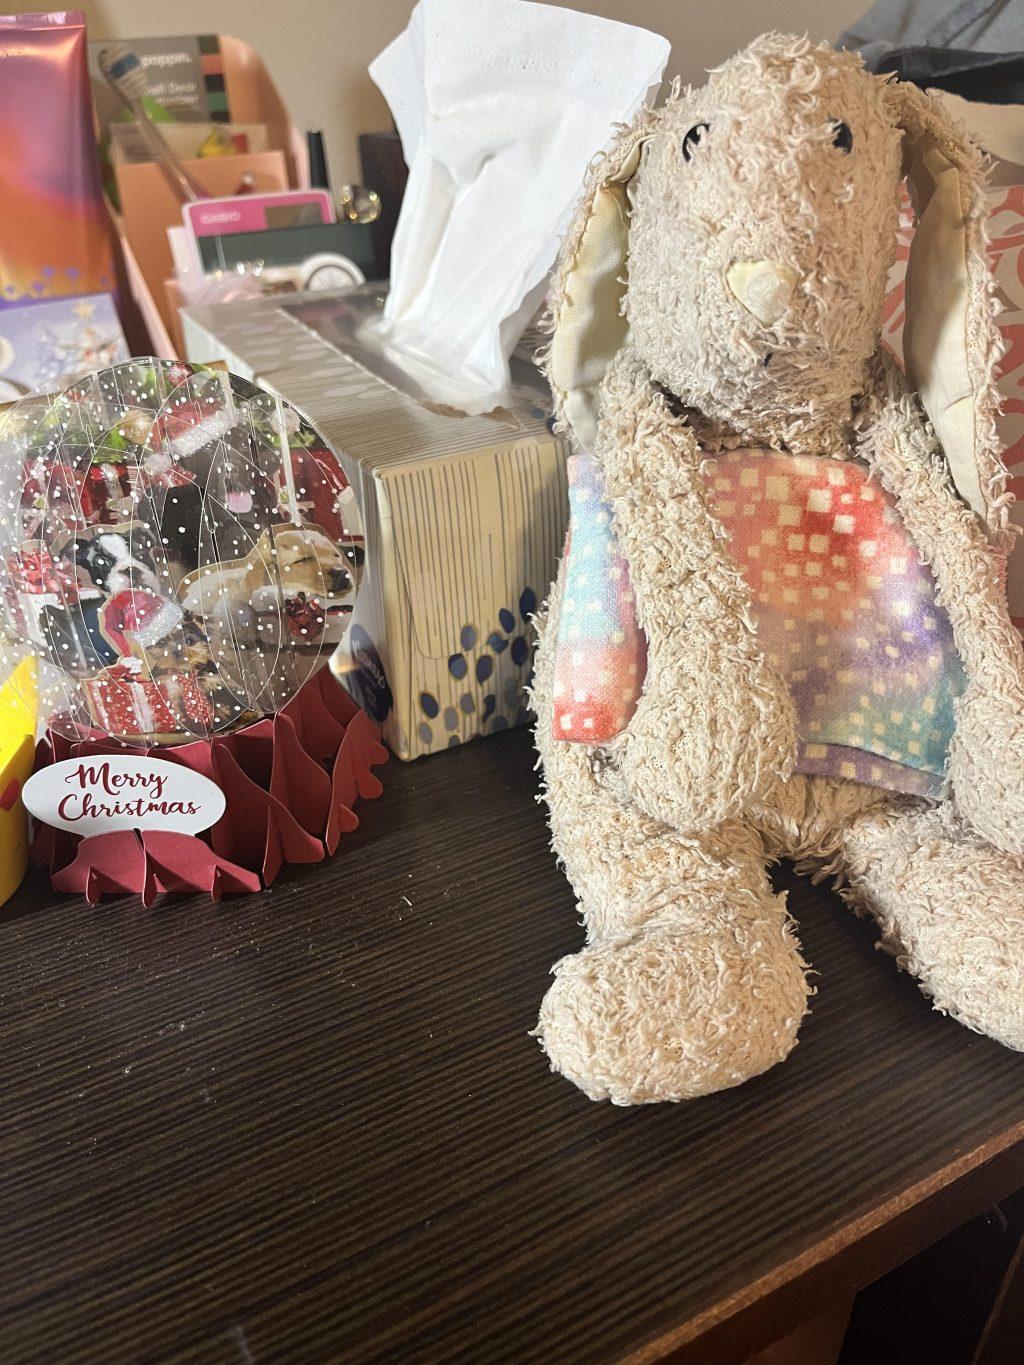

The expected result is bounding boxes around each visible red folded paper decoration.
[30,667,388,905]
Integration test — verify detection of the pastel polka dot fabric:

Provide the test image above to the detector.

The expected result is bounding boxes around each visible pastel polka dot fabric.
[552,453,646,743]
[552,447,965,799]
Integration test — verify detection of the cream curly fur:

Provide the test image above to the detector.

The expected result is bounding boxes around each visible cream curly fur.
[533,34,1024,1104]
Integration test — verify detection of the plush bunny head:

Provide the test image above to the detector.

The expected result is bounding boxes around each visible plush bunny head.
[547,33,1008,535]
[628,37,901,447]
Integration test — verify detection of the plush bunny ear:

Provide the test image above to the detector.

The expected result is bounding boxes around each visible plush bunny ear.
[544,111,658,451]
[884,80,1010,541]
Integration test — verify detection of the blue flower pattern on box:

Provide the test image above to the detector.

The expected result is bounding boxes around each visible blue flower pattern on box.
[417,587,536,751]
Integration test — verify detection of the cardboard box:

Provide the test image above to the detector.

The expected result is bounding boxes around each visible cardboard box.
[181,287,567,760]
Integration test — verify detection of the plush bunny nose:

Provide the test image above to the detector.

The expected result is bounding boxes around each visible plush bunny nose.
[725,260,799,326]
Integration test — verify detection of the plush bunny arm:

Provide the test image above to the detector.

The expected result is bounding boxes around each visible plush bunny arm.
[594,349,797,833]
[858,370,1024,855]
[859,381,1021,685]
[535,564,809,1104]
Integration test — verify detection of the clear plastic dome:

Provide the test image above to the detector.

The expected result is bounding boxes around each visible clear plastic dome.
[0,359,363,746]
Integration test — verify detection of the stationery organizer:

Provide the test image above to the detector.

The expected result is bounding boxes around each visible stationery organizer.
[98,35,309,358]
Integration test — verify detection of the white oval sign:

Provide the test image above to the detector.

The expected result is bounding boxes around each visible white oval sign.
[23,756,225,836]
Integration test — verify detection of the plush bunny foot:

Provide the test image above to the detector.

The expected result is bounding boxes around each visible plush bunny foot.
[537,892,808,1104]
[842,804,1024,1050]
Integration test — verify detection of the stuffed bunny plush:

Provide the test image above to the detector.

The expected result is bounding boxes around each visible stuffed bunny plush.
[532,33,1024,1104]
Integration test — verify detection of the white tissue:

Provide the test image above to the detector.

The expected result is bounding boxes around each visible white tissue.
[369,0,670,414]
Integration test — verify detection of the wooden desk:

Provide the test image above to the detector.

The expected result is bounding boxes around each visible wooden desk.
[3,729,1024,1362]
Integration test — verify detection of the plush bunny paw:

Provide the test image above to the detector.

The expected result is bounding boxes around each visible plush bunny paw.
[844,806,1024,1051]
[536,902,809,1104]
[949,690,1024,859]
[613,649,798,834]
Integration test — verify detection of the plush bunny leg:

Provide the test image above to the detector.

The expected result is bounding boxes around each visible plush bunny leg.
[860,377,1024,858]
[837,801,1024,1051]
[533,590,809,1105]
[536,789,810,1105]
[595,350,798,834]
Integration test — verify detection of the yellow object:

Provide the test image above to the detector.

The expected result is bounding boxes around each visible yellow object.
[197,127,235,158]
[0,657,37,907]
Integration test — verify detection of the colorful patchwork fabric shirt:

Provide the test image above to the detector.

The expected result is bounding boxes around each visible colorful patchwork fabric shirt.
[552,447,965,799]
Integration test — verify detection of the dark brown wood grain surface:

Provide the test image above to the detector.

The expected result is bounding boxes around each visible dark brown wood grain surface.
[3,728,1024,1364]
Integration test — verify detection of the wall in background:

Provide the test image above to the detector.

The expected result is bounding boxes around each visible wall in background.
[71,0,858,181]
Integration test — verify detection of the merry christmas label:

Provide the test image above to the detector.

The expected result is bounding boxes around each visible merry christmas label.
[23,755,225,836]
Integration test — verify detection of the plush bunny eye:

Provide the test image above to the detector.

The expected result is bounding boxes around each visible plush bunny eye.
[681,123,710,162]
[831,119,853,153]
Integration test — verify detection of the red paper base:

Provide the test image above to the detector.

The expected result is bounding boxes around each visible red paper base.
[31,668,388,904]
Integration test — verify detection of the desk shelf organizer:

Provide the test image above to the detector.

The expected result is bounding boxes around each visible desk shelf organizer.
[104,34,308,360]
[0,357,386,904]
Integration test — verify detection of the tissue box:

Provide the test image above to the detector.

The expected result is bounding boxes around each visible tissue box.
[181,287,568,760]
